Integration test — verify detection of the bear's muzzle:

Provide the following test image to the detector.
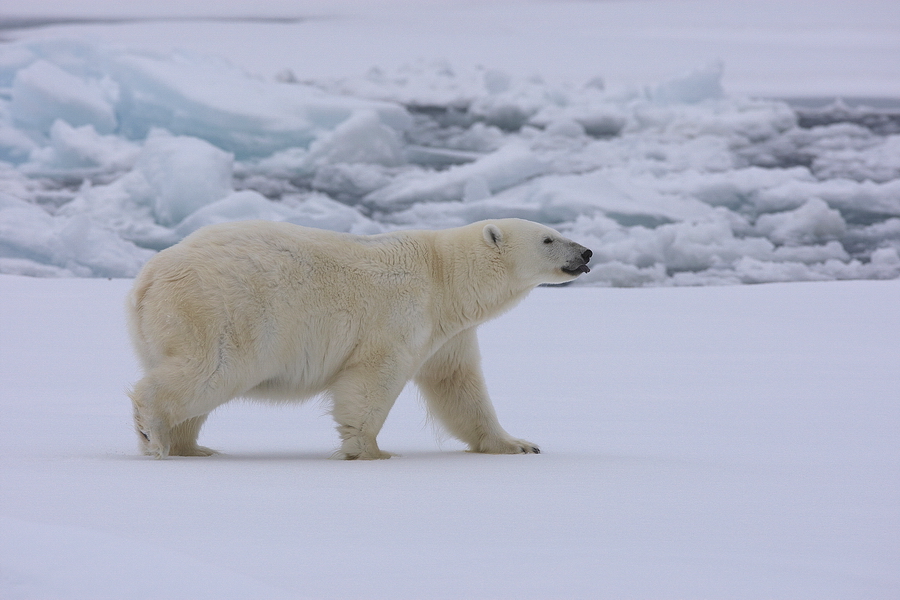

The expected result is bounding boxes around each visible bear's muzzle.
[562,247,592,275]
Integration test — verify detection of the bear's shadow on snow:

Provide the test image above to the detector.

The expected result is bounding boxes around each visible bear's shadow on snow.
[107,448,515,463]
[192,452,332,462]
[198,447,486,461]
[107,450,330,462]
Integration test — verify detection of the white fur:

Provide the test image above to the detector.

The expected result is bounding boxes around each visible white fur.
[127,218,591,459]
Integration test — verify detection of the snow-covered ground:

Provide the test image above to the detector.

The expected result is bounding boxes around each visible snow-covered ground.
[2,1,900,597]
[2,275,899,599]
[1,0,899,284]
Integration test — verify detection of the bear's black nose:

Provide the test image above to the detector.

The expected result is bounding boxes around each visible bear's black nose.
[582,249,592,261]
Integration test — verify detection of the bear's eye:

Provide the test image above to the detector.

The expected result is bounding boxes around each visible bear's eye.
[543,237,553,244]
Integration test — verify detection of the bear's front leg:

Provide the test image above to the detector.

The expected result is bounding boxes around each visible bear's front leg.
[415,328,540,455]
[329,363,406,460]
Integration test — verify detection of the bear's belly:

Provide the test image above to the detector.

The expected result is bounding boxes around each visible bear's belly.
[240,333,359,401]
[244,373,330,401]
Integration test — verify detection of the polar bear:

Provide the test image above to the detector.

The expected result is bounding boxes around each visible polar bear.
[127,218,591,459]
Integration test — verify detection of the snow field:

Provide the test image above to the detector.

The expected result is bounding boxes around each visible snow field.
[1,275,898,599]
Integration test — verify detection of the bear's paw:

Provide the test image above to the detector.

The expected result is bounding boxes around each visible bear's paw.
[472,437,541,455]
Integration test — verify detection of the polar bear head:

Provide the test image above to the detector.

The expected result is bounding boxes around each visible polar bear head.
[481,218,592,286]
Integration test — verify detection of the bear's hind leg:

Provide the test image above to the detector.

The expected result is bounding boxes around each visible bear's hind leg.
[131,380,172,458]
[130,368,225,458]
[169,414,217,456]
[130,378,173,458]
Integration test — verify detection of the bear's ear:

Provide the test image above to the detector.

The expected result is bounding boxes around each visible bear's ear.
[482,224,503,249]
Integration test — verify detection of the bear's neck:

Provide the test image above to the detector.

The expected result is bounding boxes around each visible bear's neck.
[429,236,533,335]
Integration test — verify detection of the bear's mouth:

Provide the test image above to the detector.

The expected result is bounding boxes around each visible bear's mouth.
[562,264,591,276]
[562,247,592,276]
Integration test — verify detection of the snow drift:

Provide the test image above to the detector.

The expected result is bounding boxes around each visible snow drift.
[1,39,899,284]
